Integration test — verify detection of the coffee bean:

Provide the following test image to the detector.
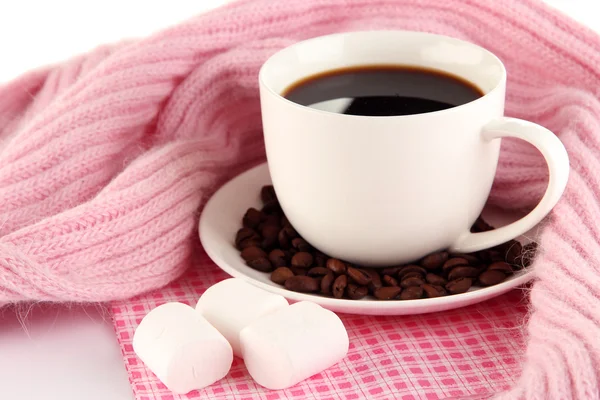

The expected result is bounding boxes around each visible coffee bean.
[520,242,538,268]
[239,238,262,250]
[445,277,472,294]
[262,200,281,214]
[261,224,280,248]
[512,244,534,270]
[504,240,523,264]
[472,217,493,232]
[332,275,348,299]
[364,269,383,293]
[313,252,327,268]
[381,267,401,276]
[261,213,281,227]
[320,272,335,295]
[261,224,280,240]
[307,267,329,277]
[449,253,480,265]
[346,284,368,300]
[235,227,260,249]
[284,276,320,292]
[290,267,307,276]
[487,261,513,274]
[240,246,267,261]
[291,252,313,268]
[478,270,507,286]
[247,257,273,272]
[278,229,291,249]
[493,238,515,252]
[261,237,276,249]
[474,263,488,274]
[422,284,446,298]
[291,238,311,252]
[261,185,278,204]
[401,272,424,280]
[238,188,524,301]
[425,273,447,286]
[474,249,492,263]
[374,286,402,300]
[398,265,426,279]
[268,249,288,268]
[400,286,423,300]
[282,224,298,239]
[277,225,298,249]
[489,250,504,262]
[400,276,425,288]
[420,251,449,270]
[382,275,398,287]
[524,242,538,253]
[447,266,480,281]
[243,208,263,229]
[442,257,469,274]
[347,267,372,285]
[326,258,347,275]
[270,267,294,284]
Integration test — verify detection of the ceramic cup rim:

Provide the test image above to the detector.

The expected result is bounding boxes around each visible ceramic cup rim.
[258,29,507,120]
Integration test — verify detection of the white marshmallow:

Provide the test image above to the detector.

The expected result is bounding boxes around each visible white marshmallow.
[240,301,349,390]
[195,278,288,357]
[132,302,233,394]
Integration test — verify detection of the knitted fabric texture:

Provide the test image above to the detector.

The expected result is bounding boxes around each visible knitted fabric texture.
[0,0,599,398]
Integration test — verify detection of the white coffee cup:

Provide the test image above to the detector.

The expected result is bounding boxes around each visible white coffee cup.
[258,30,569,266]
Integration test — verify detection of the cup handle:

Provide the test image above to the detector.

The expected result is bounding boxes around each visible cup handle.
[450,117,570,253]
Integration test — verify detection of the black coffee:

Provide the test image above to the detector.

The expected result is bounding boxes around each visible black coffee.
[282,65,483,116]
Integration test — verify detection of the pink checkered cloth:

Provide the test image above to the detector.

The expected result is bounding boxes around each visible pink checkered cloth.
[112,249,528,400]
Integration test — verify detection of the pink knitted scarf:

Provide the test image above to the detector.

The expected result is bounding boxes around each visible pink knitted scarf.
[1,0,598,398]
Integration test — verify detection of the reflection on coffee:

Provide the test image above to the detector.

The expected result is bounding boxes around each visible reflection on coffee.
[282,65,484,116]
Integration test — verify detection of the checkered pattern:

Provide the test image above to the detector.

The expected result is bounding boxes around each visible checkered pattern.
[111,250,528,400]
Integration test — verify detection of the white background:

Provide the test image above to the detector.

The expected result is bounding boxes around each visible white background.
[0,0,229,83]
[0,0,599,83]
[0,1,597,400]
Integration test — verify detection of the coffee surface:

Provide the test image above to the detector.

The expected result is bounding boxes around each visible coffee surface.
[282,65,483,116]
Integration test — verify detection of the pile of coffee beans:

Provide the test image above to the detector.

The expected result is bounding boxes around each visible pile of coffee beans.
[235,185,538,301]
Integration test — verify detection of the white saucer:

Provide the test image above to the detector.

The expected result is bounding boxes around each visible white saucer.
[199,163,535,316]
